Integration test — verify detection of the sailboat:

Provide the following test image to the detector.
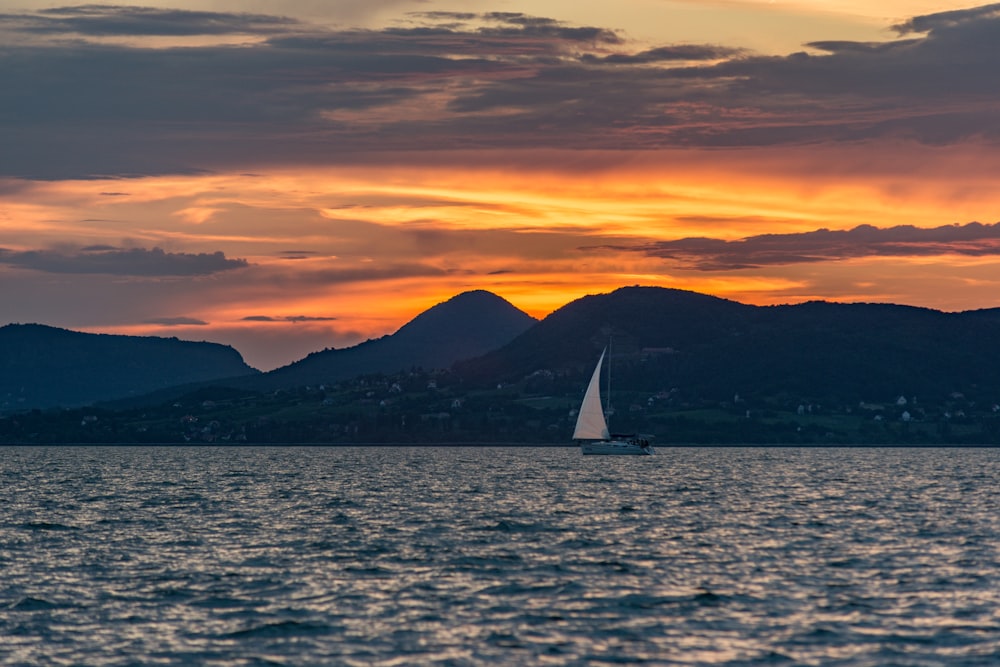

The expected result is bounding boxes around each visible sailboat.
[573,347,653,455]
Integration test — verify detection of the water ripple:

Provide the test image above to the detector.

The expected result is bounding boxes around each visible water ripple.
[2,446,1000,665]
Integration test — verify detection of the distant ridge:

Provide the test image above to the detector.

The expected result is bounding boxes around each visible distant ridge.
[14,285,1000,430]
[12,286,1000,445]
[455,285,1000,404]
[456,286,752,379]
[0,324,258,413]
[242,290,537,390]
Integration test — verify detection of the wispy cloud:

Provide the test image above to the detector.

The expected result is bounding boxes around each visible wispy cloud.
[613,222,1000,270]
[142,316,208,326]
[0,246,248,276]
[581,44,745,64]
[241,315,337,322]
[7,5,300,37]
[278,250,320,260]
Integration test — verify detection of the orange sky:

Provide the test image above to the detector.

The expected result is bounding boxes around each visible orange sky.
[3,3,1000,369]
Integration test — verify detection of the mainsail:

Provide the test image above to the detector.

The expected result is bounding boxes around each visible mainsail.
[573,348,611,440]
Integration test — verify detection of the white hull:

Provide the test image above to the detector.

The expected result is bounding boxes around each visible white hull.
[580,439,653,455]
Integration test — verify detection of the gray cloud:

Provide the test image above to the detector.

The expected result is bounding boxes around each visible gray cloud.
[279,250,319,260]
[0,246,248,275]
[285,315,337,322]
[609,222,1000,270]
[893,3,1000,35]
[583,44,745,64]
[404,11,621,44]
[142,316,208,326]
[3,5,1000,178]
[242,315,337,322]
[9,5,300,36]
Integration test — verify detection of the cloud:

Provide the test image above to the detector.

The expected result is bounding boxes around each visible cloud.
[402,11,621,44]
[279,250,319,260]
[241,315,337,322]
[142,316,208,326]
[270,263,450,287]
[0,246,248,276]
[3,5,1000,178]
[285,315,337,322]
[892,3,1000,35]
[611,222,1000,270]
[8,5,300,37]
[582,44,745,64]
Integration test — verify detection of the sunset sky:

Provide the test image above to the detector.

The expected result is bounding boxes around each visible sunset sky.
[4,1,1000,370]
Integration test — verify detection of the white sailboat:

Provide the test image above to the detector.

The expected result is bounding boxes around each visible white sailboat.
[573,347,653,455]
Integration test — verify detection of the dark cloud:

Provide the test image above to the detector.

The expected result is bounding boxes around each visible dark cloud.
[414,12,479,22]
[806,40,921,55]
[476,12,619,43]
[279,250,319,260]
[583,44,745,64]
[241,315,337,322]
[405,11,621,43]
[893,3,1000,35]
[286,315,337,322]
[2,5,1000,178]
[610,222,1000,270]
[143,316,208,326]
[0,246,248,275]
[10,5,300,37]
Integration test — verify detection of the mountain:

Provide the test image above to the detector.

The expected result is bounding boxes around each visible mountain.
[242,290,537,390]
[0,324,258,413]
[456,286,1000,405]
[12,286,1000,445]
[455,286,753,380]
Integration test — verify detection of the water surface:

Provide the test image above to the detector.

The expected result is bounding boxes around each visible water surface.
[2,446,999,665]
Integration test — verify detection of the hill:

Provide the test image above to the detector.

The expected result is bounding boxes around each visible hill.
[242,290,537,390]
[11,286,1000,445]
[456,286,753,380]
[456,286,1000,405]
[0,324,258,413]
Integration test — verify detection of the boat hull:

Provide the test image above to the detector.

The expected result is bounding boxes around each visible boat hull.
[580,440,653,455]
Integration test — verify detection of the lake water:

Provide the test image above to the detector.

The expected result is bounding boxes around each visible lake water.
[2,446,999,666]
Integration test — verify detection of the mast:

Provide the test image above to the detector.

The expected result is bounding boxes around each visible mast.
[606,336,612,431]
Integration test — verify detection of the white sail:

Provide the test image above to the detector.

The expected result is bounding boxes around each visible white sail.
[573,348,611,440]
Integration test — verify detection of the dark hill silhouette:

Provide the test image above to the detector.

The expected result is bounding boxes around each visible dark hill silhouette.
[0,324,258,413]
[12,286,1000,445]
[241,290,537,390]
[456,286,753,379]
[455,286,1000,405]
[15,285,1000,431]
